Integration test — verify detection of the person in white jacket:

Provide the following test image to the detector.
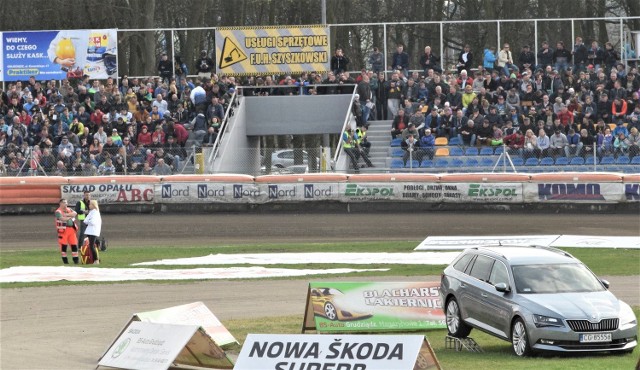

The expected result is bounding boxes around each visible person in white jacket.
[83,200,102,264]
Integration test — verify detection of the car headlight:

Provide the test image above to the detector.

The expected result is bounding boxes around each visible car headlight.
[619,303,637,327]
[534,314,565,328]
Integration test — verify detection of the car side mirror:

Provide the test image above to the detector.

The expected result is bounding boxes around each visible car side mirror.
[495,282,511,293]
[600,279,610,289]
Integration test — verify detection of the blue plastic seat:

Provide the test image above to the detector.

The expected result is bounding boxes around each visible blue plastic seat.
[479,147,494,156]
[449,147,464,156]
[390,138,402,147]
[465,147,479,156]
[510,157,524,166]
[465,158,479,167]
[448,137,461,145]
[479,157,495,167]
[525,157,539,166]
[555,157,569,165]
[600,156,615,165]
[435,158,450,168]
[420,159,434,168]
[631,156,640,165]
[540,157,554,166]
[390,158,404,168]
[494,146,504,155]
[585,156,598,165]
[616,156,631,165]
[569,157,585,165]
[405,160,420,168]
[391,148,404,157]
[451,158,465,168]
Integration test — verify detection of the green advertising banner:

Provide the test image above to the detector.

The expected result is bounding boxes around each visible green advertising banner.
[303,282,445,333]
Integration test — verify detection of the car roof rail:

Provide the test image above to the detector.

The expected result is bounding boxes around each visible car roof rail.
[528,244,575,259]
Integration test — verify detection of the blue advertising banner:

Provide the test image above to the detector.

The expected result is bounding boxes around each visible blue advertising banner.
[1,29,117,81]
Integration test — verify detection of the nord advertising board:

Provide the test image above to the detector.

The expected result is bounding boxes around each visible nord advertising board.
[155,183,339,203]
[215,25,330,76]
[302,282,445,334]
[2,29,117,81]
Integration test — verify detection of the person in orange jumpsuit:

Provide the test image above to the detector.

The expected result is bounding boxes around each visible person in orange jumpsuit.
[55,199,79,264]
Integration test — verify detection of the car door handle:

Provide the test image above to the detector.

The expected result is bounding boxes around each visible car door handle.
[460,283,467,288]
[481,293,488,298]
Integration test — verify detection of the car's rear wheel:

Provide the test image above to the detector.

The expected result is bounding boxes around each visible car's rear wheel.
[511,318,533,357]
[324,302,337,320]
[446,297,471,337]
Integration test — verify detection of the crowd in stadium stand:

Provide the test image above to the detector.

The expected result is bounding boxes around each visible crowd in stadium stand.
[1,36,639,176]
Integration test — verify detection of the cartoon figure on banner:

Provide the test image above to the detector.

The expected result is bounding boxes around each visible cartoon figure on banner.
[48,30,117,79]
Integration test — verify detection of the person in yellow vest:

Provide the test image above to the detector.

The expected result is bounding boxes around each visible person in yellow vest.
[75,191,91,245]
[355,124,374,168]
[342,128,360,173]
[55,199,79,264]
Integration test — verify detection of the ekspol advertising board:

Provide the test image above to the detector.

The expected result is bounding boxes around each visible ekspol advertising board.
[302,282,445,334]
[61,183,154,204]
[1,29,117,81]
[215,25,330,76]
[234,334,441,370]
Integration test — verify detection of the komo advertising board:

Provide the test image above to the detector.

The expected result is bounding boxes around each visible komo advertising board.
[523,182,625,202]
[302,282,445,334]
[1,29,117,81]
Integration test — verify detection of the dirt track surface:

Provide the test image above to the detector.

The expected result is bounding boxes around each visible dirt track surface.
[1,212,639,369]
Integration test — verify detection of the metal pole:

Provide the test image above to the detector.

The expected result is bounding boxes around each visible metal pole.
[321,0,326,24]
[534,21,538,67]
[171,30,175,81]
[383,24,388,75]
[571,20,575,63]
[620,19,624,69]
[440,23,444,73]
[497,21,501,54]
[592,142,597,172]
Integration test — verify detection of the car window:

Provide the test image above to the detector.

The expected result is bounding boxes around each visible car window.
[488,260,509,286]
[280,151,293,159]
[468,255,494,282]
[512,263,606,294]
[453,253,474,272]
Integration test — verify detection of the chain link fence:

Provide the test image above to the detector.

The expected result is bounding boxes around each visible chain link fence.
[0,144,202,177]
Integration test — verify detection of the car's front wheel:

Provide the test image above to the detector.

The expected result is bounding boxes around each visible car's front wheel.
[511,318,533,357]
[446,297,472,337]
[324,302,337,320]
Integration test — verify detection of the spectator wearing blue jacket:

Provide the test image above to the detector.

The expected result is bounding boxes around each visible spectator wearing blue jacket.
[419,129,436,160]
[483,47,497,72]
[565,128,583,157]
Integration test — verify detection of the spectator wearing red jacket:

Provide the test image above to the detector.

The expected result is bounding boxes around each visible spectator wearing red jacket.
[137,125,152,147]
[168,121,189,147]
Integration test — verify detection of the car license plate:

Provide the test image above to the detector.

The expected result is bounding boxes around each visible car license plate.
[580,333,612,343]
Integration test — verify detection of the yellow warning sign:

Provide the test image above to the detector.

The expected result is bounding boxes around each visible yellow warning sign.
[219,37,247,69]
[215,25,330,76]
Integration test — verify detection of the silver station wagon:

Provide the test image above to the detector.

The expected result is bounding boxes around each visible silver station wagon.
[440,246,637,356]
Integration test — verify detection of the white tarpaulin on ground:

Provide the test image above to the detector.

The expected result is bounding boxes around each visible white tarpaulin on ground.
[414,235,561,250]
[132,252,460,266]
[415,235,640,250]
[551,235,640,249]
[0,266,387,283]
